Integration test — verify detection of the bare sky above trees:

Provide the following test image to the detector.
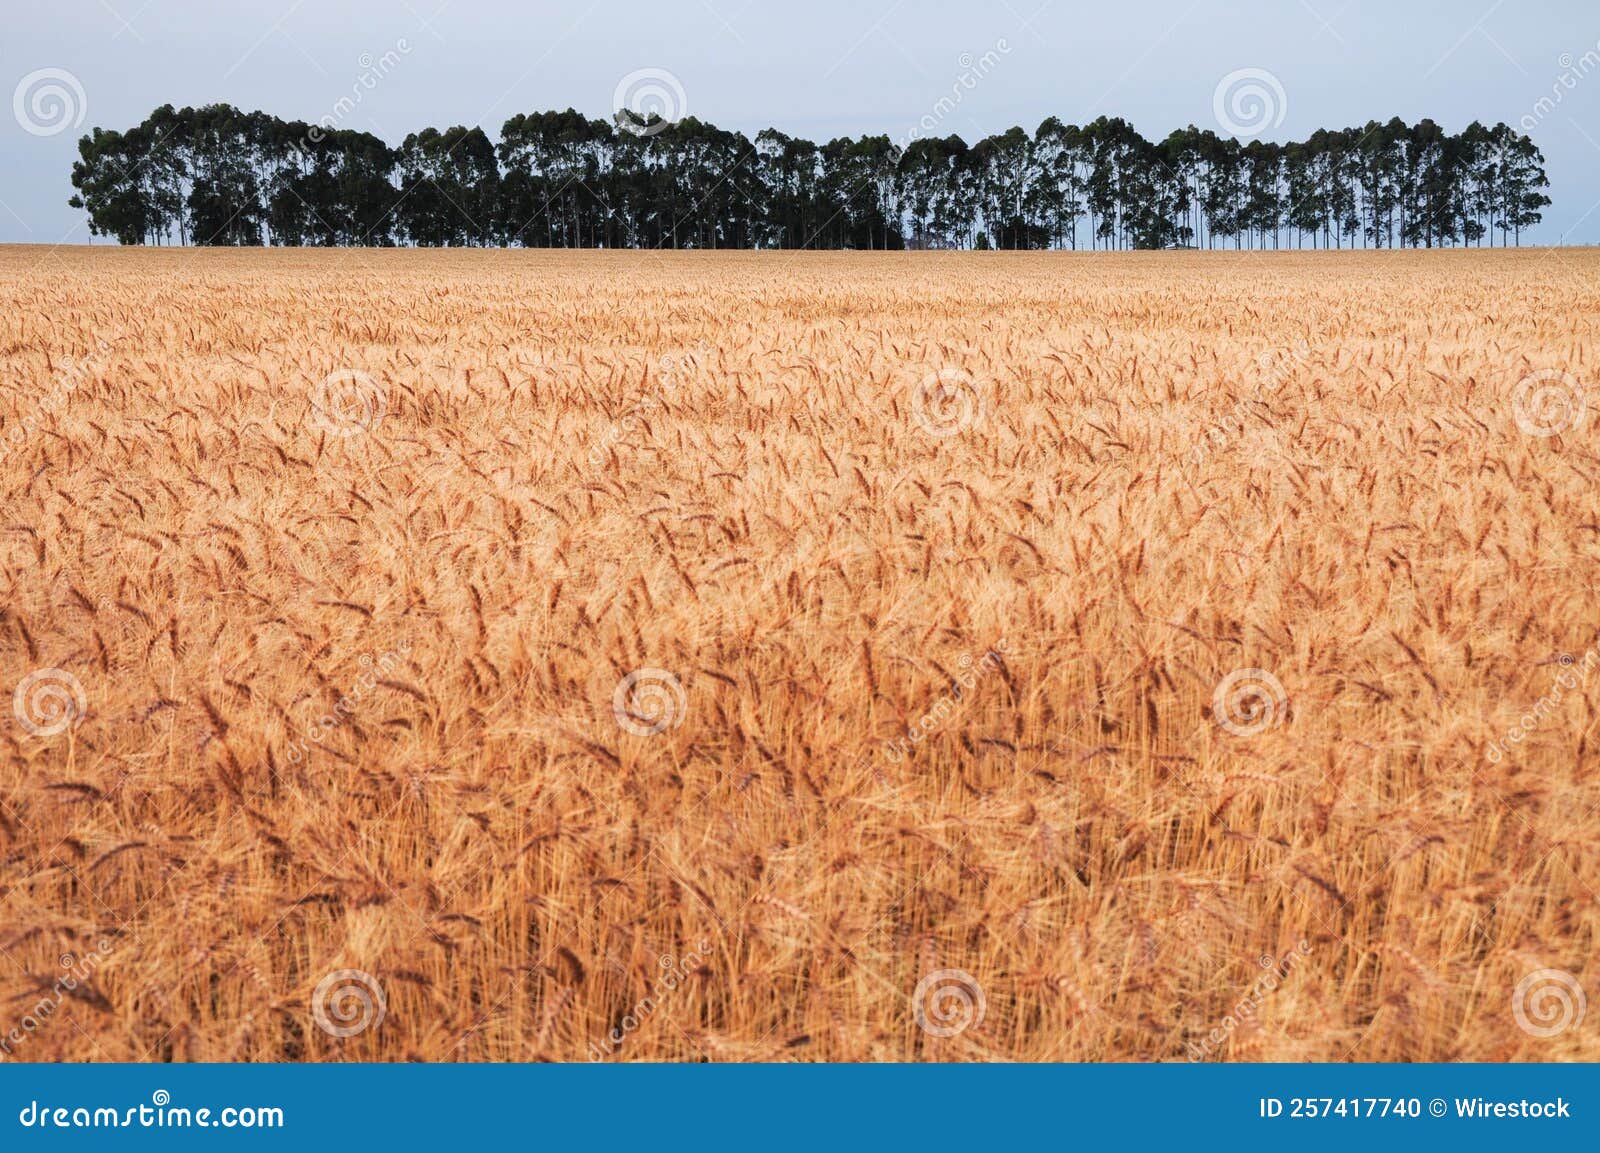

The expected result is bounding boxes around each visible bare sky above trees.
[3,0,1598,245]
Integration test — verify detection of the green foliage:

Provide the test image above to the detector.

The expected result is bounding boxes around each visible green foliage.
[68,106,1551,249]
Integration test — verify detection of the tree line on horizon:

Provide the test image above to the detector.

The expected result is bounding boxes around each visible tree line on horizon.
[69,104,1552,251]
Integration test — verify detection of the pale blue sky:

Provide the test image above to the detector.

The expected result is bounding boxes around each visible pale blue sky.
[2,0,1598,244]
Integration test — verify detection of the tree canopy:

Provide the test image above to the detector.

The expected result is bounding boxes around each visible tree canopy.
[70,105,1551,250]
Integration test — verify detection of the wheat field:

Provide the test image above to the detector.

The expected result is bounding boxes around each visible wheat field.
[0,245,1596,1063]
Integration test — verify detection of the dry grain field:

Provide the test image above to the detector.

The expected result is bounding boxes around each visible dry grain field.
[1,245,1597,1063]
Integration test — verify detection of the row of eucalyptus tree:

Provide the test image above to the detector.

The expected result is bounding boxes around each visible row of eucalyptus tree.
[70,105,1550,249]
